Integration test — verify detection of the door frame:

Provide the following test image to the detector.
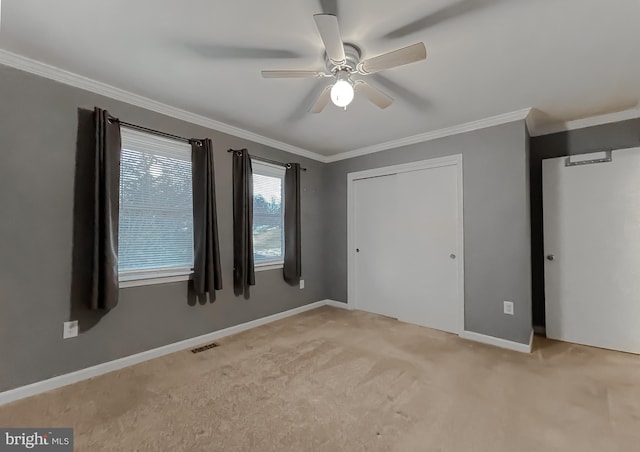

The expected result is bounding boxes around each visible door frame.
[346,154,465,334]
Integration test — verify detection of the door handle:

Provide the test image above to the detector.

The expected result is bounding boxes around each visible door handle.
[356,248,360,253]
[450,254,456,259]
[546,254,555,261]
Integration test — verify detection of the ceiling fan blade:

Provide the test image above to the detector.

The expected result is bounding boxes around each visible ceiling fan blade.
[318,0,338,15]
[287,82,332,121]
[383,0,505,39]
[358,43,427,75]
[370,73,431,110]
[261,70,325,79]
[355,81,393,109]
[309,84,333,113]
[313,14,346,64]
[185,44,301,59]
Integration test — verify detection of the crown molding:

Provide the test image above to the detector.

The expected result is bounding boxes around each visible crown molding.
[3,49,637,163]
[0,49,327,162]
[324,108,533,163]
[529,107,640,137]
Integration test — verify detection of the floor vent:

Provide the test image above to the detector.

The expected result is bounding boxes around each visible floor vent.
[191,342,219,354]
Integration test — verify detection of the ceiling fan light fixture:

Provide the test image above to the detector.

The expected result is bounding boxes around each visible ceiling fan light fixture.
[330,71,354,108]
[262,14,426,113]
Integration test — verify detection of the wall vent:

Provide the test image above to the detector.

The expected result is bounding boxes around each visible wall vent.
[191,342,219,354]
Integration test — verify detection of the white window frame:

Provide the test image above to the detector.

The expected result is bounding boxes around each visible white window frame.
[118,128,194,288]
[252,160,286,272]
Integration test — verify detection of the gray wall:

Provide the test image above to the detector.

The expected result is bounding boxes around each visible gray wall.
[0,65,327,392]
[324,121,532,344]
[0,61,548,392]
[529,118,640,327]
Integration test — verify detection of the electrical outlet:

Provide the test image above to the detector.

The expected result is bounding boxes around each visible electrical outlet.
[63,320,78,339]
[503,301,514,315]
[299,279,305,289]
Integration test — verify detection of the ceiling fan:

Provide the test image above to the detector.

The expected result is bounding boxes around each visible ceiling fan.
[261,14,427,113]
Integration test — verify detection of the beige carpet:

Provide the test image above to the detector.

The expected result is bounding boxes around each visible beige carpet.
[1,306,639,451]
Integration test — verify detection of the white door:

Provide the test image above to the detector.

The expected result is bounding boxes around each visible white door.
[353,174,399,319]
[543,147,640,354]
[353,160,462,334]
[394,165,460,333]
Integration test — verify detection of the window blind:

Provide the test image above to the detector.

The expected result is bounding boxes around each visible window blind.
[118,129,194,273]
[252,162,285,264]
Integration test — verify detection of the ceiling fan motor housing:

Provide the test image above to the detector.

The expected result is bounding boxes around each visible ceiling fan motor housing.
[325,43,361,74]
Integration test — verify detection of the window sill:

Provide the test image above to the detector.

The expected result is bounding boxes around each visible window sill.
[119,268,193,288]
[118,262,283,287]
[254,262,284,272]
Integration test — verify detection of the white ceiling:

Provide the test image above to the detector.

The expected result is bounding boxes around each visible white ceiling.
[1,0,639,157]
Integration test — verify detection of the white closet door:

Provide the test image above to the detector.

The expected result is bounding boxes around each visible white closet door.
[353,174,399,319]
[543,147,640,354]
[353,161,461,334]
[394,165,460,333]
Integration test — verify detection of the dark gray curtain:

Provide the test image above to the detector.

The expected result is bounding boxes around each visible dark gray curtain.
[283,163,302,285]
[90,107,121,310]
[232,149,255,297]
[191,138,222,298]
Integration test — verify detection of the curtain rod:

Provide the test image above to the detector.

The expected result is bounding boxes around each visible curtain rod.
[114,120,200,145]
[227,149,307,171]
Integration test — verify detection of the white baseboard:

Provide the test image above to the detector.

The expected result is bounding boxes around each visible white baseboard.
[324,299,351,309]
[0,300,331,407]
[460,329,533,353]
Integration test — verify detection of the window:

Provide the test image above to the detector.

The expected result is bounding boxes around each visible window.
[118,128,194,285]
[252,160,285,268]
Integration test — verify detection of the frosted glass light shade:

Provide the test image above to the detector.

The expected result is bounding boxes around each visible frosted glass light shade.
[331,79,354,107]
